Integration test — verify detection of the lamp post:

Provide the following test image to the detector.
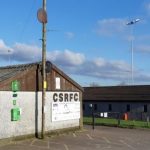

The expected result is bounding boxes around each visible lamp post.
[126,19,140,85]
[89,104,95,129]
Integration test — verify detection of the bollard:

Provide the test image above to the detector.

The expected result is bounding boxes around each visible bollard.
[118,113,120,126]
[147,116,149,127]
[92,113,95,130]
[124,113,128,121]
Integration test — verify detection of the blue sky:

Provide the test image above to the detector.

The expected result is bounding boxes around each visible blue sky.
[1,0,150,86]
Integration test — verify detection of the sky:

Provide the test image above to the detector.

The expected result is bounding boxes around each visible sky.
[1,0,150,86]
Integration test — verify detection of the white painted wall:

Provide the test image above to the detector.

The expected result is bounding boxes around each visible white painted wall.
[0,91,80,139]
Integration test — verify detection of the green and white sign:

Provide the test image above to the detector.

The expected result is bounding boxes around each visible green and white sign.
[11,80,21,121]
[11,80,20,92]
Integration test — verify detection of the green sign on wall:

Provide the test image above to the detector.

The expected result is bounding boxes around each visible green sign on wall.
[11,108,21,121]
[11,80,20,92]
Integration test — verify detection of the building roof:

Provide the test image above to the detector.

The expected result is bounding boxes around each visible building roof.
[0,61,83,91]
[83,86,150,101]
[0,62,37,82]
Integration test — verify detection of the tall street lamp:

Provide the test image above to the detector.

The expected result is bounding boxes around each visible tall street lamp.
[126,19,140,85]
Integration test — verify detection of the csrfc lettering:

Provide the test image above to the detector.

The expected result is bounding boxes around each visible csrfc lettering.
[53,92,79,102]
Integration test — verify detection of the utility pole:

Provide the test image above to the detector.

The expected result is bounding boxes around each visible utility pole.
[41,0,47,139]
[37,0,47,139]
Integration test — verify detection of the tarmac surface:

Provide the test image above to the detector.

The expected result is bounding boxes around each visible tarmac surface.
[0,125,150,150]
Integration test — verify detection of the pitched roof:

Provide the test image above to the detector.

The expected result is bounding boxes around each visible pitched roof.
[83,86,150,101]
[0,62,37,82]
[0,61,83,91]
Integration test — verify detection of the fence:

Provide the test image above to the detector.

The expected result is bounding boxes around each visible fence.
[86,112,150,129]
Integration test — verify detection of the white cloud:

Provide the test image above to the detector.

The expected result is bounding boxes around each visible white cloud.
[93,58,106,67]
[50,53,133,81]
[137,35,150,41]
[81,59,131,80]
[112,60,130,71]
[95,18,127,37]
[47,49,85,66]
[0,39,13,55]
[0,39,150,83]
[53,54,150,82]
[12,43,41,62]
[65,32,75,39]
[145,2,150,15]
[136,44,150,53]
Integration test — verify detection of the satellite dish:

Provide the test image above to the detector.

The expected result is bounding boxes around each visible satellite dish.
[46,61,52,73]
[37,8,47,23]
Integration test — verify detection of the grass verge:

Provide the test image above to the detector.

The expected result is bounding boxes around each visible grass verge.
[83,117,150,129]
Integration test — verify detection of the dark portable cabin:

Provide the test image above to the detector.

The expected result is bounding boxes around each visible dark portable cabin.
[83,86,150,120]
[0,61,83,140]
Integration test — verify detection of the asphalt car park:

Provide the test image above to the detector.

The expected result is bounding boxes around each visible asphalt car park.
[0,125,150,150]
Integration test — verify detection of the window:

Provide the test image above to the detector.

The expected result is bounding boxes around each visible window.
[55,77,60,89]
[144,105,147,113]
[108,104,112,111]
[83,104,85,110]
[94,104,97,111]
[126,104,130,112]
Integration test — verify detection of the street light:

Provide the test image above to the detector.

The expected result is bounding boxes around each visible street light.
[89,103,93,116]
[89,104,95,129]
[126,19,140,85]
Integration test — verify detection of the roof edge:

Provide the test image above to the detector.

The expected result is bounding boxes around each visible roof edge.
[0,61,83,91]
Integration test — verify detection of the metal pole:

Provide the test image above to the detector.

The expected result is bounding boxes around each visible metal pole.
[41,0,46,139]
[117,112,120,126]
[131,35,134,85]
[126,19,140,85]
[92,110,95,130]
[130,24,134,85]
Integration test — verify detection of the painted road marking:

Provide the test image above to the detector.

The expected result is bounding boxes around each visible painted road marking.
[64,144,69,150]
[86,134,93,140]
[30,139,36,146]
[120,140,135,149]
[102,137,111,144]
[48,141,50,149]
[73,133,77,137]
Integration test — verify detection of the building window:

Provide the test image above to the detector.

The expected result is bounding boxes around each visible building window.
[126,104,130,112]
[94,104,97,111]
[55,77,60,89]
[144,105,147,113]
[108,104,112,111]
[83,104,85,110]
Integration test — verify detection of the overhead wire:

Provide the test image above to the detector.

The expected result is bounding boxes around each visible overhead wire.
[18,0,37,41]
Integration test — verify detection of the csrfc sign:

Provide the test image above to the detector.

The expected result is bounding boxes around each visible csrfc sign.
[53,92,79,102]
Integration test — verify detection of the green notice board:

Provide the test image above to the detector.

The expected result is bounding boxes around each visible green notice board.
[11,80,20,92]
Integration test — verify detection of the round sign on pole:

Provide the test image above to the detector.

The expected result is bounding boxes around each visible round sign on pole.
[37,8,47,23]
